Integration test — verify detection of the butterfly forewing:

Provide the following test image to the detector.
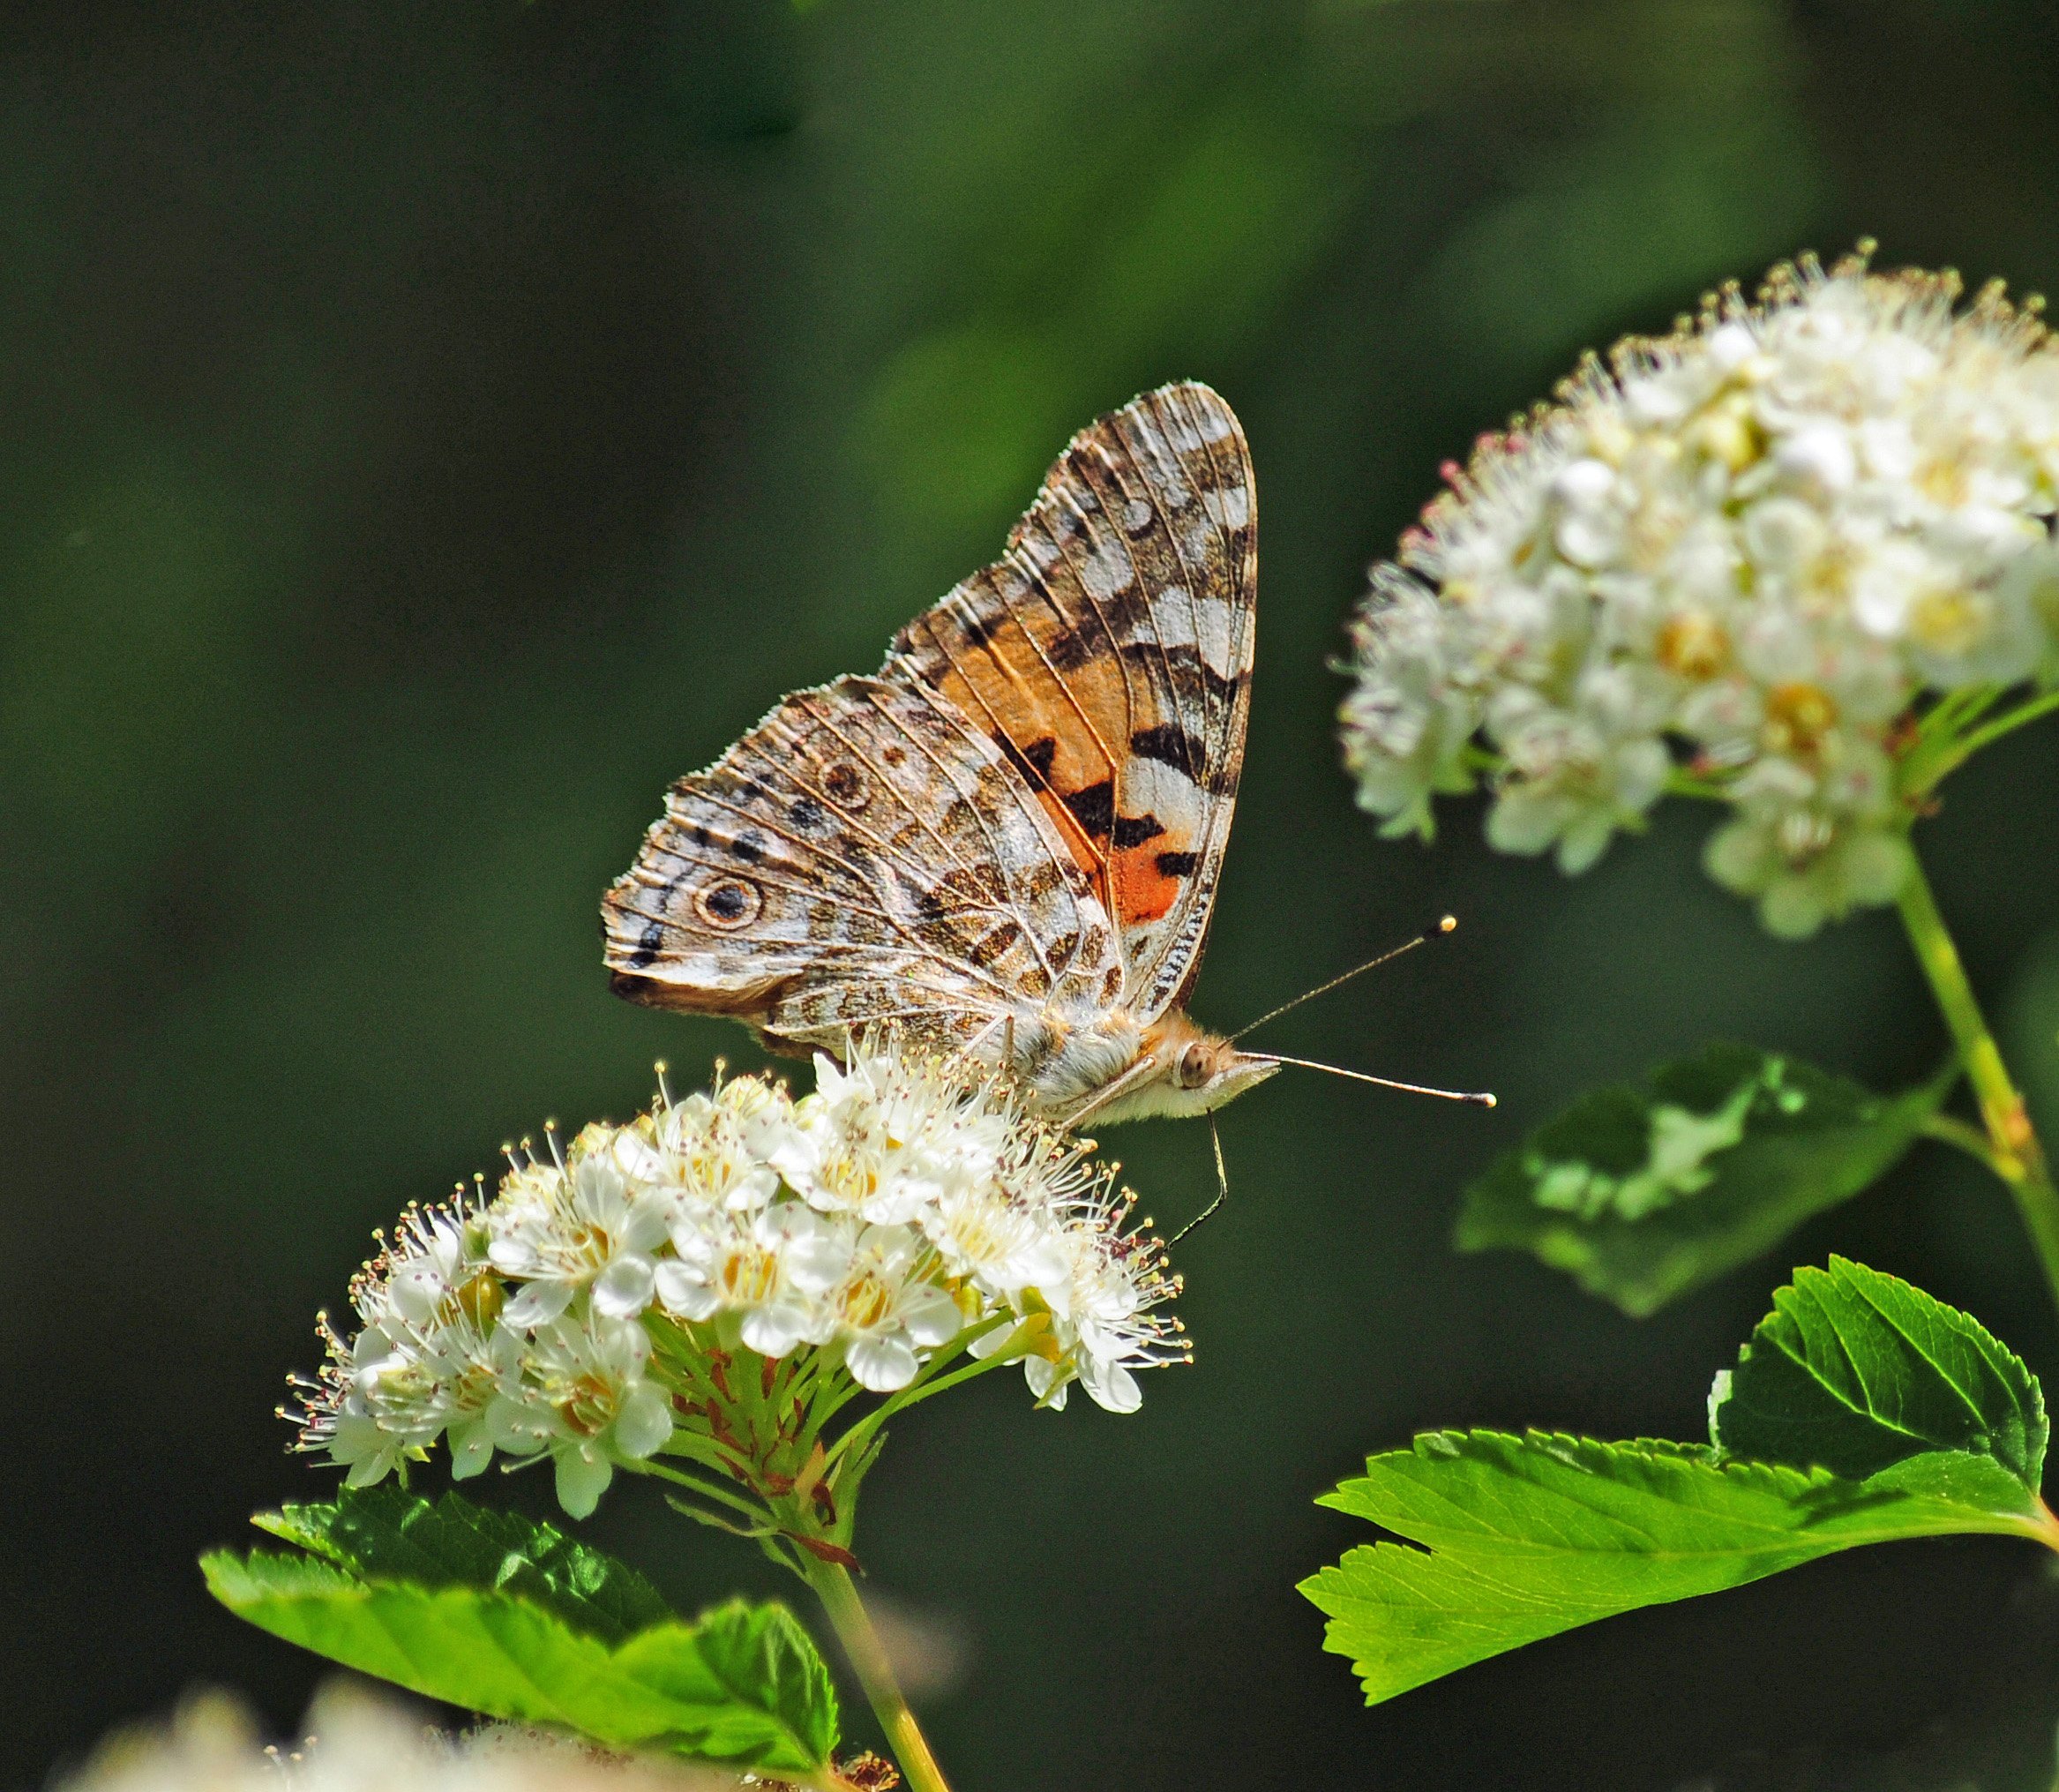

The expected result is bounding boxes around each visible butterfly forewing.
[891,381,1255,1019]
[604,380,1255,1095]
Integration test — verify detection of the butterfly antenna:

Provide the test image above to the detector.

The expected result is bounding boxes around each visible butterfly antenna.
[1169,1117,1231,1245]
[1253,1053,1494,1106]
[1232,915,1459,1042]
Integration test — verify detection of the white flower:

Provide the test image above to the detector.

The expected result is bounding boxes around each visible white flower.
[921,1175,1073,1303]
[1032,1220,1187,1414]
[774,1050,1011,1224]
[612,1074,790,1214]
[486,1316,670,1518]
[378,1199,489,1331]
[1340,248,2059,935]
[487,1136,672,1327]
[291,1194,515,1486]
[291,1041,1187,1524]
[653,1203,829,1358]
[798,1222,962,1392]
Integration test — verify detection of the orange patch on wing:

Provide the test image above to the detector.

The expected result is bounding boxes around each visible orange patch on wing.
[1112,844,1183,926]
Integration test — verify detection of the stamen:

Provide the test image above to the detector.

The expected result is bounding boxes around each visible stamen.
[1169,1117,1232,1244]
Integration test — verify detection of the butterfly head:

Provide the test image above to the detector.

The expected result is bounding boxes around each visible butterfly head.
[1083,1010,1278,1125]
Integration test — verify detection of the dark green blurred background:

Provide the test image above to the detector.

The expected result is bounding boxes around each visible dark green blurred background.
[14,2,2059,1786]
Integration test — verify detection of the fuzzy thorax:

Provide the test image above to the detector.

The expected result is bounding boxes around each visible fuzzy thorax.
[1041,1008,1278,1127]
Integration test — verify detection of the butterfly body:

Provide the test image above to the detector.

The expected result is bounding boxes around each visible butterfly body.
[604,381,1271,1129]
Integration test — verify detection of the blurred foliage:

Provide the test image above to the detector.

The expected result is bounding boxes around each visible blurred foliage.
[12,1,2059,1788]
[1457,1046,1949,1316]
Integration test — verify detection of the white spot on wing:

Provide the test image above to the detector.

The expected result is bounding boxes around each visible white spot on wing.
[1080,535,1136,599]
[1124,418,1194,506]
[1121,756,1206,819]
[1202,484,1251,529]
[1140,587,1194,647]
[1194,594,1237,677]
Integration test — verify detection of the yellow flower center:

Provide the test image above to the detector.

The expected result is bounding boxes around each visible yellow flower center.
[1688,396,1761,471]
[1907,586,1988,656]
[451,1271,504,1329]
[557,1373,618,1437]
[837,1270,895,1332]
[1655,611,1731,679]
[566,1222,614,1269]
[1762,682,1838,755]
[821,1153,880,1204]
[720,1244,780,1305]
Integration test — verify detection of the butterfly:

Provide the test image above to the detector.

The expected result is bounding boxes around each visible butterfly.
[602,380,1278,1129]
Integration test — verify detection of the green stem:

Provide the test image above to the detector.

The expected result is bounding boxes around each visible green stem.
[1663,765,1732,802]
[1898,855,2059,1316]
[1943,686,2059,766]
[821,1318,1016,1473]
[1903,685,2059,798]
[805,1558,954,1792]
[631,1458,770,1525]
[1920,1110,2007,1176]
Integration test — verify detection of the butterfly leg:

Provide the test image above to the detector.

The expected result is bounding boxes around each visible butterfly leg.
[1169,1117,1229,1245]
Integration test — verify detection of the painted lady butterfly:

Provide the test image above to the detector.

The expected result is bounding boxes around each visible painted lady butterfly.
[603,381,1276,1128]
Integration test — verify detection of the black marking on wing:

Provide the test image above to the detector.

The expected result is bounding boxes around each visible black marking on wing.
[1062,780,1115,838]
[1131,724,1205,774]
[998,731,1059,792]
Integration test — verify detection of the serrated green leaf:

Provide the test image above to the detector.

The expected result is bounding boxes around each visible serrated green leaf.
[1456,1045,1948,1316]
[1711,1256,2048,1489]
[255,1484,673,1646]
[1301,1427,2052,1706]
[206,1493,836,1773]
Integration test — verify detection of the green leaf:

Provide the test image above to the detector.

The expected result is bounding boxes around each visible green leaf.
[1711,1256,2048,1489]
[206,1490,837,1774]
[254,1483,674,1646]
[1456,1044,1948,1316]
[1302,1427,2051,1707]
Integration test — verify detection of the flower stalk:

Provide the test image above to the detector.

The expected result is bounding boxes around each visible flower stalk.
[1897,854,2059,1315]
[805,1559,955,1792]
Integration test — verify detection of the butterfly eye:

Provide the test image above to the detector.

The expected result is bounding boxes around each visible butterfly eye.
[693,877,763,931]
[1178,1043,1211,1089]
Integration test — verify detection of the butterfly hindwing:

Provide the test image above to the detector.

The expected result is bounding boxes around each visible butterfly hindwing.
[603,672,1124,1057]
[889,381,1255,1021]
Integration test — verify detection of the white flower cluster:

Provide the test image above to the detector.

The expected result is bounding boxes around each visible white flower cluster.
[1341,250,2059,936]
[290,1041,1185,1518]
[58,1685,732,1792]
